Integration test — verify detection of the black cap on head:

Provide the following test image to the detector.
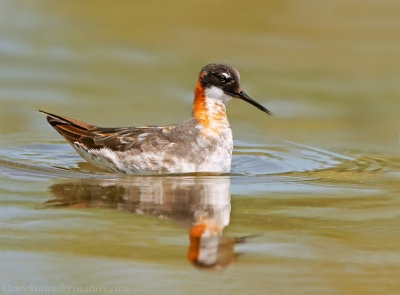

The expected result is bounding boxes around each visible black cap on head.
[199,63,241,95]
[199,63,271,115]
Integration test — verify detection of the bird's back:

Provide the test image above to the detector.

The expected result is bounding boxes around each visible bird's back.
[42,111,233,174]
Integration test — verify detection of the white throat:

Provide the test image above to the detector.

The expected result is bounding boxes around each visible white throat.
[204,86,234,105]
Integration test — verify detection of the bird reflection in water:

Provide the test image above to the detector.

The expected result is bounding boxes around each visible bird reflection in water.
[47,176,249,269]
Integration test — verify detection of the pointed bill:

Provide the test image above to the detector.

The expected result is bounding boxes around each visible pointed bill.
[234,91,271,115]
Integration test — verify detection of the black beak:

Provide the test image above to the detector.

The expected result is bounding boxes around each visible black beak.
[234,91,271,115]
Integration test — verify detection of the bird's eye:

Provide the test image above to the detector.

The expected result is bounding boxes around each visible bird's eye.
[218,75,227,82]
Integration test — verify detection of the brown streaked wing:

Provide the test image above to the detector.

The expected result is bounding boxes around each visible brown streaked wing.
[41,110,177,152]
[39,110,96,130]
[91,126,174,152]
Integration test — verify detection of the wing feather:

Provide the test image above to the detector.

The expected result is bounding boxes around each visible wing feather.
[40,110,176,152]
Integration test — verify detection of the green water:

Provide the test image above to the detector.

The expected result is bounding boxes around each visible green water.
[1,1,400,294]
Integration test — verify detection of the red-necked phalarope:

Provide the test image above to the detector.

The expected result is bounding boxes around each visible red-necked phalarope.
[40,63,271,174]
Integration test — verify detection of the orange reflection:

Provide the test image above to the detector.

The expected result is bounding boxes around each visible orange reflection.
[47,175,249,269]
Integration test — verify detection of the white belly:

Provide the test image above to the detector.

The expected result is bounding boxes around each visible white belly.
[72,128,233,174]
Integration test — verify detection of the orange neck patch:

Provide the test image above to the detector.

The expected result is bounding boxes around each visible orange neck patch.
[192,78,229,136]
[188,221,222,264]
[187,223,206,263]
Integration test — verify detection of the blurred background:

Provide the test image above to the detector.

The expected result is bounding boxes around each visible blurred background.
[0,1,400,294]
[0,0,399,153]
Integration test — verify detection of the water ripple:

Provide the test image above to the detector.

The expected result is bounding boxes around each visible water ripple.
[0,137,391,184]
[232,139,353,176]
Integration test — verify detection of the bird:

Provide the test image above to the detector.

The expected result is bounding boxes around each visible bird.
[40,63,271,174]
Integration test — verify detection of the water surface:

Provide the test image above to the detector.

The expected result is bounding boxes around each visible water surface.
[1,1,400,294]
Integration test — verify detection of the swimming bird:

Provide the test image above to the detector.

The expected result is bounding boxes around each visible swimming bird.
[40,63,270,174]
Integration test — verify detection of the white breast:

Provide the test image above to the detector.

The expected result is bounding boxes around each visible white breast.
[72,127,233,174]
[195,128,233,173]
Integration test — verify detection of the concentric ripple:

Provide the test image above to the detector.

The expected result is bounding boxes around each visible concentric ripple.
[232,139,354,176]
[0,136,391,187]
